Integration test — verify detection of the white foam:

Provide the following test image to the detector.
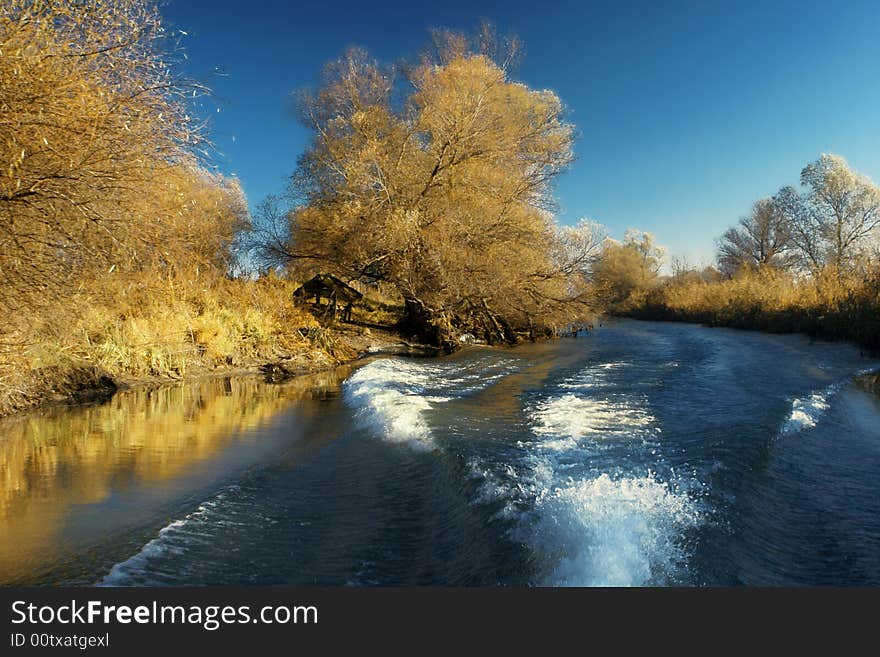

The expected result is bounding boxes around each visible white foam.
[531,394,655,447]
[558,362,622,391]
[530,472,699,586]
[781,392,829,434]
[779,365,880,437]
[99,488,239,586]
[100,518,190,586]
[343,356,518,449]
[345,376,435,448]
[486,359,700,586]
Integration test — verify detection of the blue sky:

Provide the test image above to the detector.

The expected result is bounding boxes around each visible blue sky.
[163,0,880,264]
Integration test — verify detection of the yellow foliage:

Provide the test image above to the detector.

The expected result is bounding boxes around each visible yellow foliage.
[631,266,880,349]
[0,2,335,417]
[0,271,325,416]
[287,36,583,342]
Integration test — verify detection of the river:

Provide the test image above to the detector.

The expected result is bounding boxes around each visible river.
[2,319,879,586]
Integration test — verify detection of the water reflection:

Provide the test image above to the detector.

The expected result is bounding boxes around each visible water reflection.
[0,368,350,584]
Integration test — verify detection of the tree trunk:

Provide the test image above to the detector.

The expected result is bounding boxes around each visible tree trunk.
[399,297,455,348]
[480,299,518,345]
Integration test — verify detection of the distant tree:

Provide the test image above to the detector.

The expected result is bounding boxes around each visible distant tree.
[771,155,880,277]
[716,198,792,276]
[797,154,880,278]
[623,229,666,275]
[771,185,823,273]
[246,194,299,272]
[592,230,665,305]
[553,219,607,279]
[670,254,692,278]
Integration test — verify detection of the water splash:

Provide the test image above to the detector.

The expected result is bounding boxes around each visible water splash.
[531,394,655,447]
[343,363,437,449]
[477,359,703,586]
[99,486,245,586]
[531,472,699,586]
[343,356,519,449]
[778,365,880,437]
[781,392,830,435]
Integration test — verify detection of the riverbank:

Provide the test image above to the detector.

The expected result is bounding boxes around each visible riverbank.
[0,317,441,420]
[623,305,880,355]
[0,263,454,420]
[616,268,880,354]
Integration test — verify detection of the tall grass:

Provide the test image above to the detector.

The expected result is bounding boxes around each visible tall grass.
[626,267,880,351]
[0,270,342,417]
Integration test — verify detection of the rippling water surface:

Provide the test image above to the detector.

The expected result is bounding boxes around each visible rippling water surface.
[2,320,879,586]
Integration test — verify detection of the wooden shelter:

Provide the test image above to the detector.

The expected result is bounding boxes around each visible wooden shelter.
[293,274,363,321]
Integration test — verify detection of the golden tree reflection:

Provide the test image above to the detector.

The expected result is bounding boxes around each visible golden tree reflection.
[0,369,350,583]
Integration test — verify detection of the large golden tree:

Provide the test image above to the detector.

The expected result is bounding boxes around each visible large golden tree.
[285,31,590,343]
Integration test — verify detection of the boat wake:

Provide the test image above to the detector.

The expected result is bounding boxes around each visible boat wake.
[343,355,519,449]
[780,366,880,436]
[99,485,248,586]
[530,394,656,449]
[781,392,831,435]
[475,359,702,586]
[528,471,699,586]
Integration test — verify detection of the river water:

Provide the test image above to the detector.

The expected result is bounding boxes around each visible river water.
[2,320,879,586]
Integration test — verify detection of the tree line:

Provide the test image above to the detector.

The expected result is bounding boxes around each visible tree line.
[607,155,880,349]
[716,154,880,280]
[4,1,876,418]
[1,4,603,417]
[2,0,247,313]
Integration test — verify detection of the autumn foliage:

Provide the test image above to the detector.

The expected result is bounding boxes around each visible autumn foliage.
[0,1,323,416]
[614,156,880,350]
[263,30,598,345]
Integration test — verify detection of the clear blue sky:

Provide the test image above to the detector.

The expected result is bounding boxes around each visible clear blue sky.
[163,0,880,265]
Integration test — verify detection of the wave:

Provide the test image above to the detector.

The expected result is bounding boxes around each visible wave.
[530,394,655,449]
[781,392,830,435]
[99,486,243,586]
[474,457,702,586]
[530,472,700,586]
[528,356,657,451]
[343,362,436,449]
[779,365,880,436]
[343,356,519,449]
[558,361,627,391]
[472,359,702,586]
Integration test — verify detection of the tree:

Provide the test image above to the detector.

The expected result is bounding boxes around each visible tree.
[716,197,792,276]
[0,0,207,313]
[281,31,580,343]
[798,154,880,277]
[774,155,880,277]
[246,194,297,273]
[592,230,665,306]
[553,218,607,281]
[623,229,666,275]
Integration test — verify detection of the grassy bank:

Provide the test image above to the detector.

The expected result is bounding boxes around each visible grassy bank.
[620,268,880,352]
[0,272,407,419]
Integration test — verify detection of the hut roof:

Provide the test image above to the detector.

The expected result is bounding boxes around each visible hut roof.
[294,274,364,303]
